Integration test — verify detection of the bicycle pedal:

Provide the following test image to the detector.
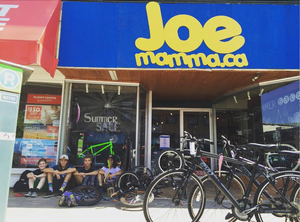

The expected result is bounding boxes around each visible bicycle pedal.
[225,213,234,220]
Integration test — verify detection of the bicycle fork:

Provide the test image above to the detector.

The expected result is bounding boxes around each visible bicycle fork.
[172,169,194,206]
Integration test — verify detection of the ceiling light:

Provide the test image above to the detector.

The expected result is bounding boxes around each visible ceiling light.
[109,71,118,81]
[86,84,89,93]
[247,91,251,100]
[252,72,260,82]
[259,88,264,96]
[233,96,238,104]
[101,85,105,94]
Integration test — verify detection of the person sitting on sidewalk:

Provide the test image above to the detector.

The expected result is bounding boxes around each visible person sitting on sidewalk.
[43,154,76,198]
[24,158,48,198]
[74,155,98,185]
[98,154,122,188]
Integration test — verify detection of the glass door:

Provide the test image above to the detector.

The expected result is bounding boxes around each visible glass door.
[181,109,213,167]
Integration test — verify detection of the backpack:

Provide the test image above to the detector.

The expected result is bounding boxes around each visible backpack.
[13,170,32,193]
[58,191,78,207]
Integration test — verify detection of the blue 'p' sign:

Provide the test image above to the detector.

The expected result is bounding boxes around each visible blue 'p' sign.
[0,69,19,89]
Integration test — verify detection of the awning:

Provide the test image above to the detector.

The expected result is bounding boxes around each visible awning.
[0,0,61,77]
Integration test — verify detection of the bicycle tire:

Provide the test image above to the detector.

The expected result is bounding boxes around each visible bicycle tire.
[291,183,300,207]
[266,144,300,171]
[253,171,300,222]
[120,190,154,208]
[143,169,205,222]
[155,149,185,173]
[117,172,140,191]
[72,185,102,206]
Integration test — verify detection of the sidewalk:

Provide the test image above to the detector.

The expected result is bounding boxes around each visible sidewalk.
[6,189,253,222]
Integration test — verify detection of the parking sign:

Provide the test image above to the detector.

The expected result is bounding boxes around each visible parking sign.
[0,64,23,94]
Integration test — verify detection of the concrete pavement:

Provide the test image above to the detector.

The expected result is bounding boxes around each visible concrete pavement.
[6,189,262,222]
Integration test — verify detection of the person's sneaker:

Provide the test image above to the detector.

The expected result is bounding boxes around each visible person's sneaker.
[44,190,54,198]
[31,192,38,198]
[24,191,33,197]
[57,190,63,197]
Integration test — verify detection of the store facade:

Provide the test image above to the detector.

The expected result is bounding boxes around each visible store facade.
[10,1,299,184]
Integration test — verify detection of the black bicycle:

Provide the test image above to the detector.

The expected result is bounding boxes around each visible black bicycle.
[143,132,300,222]
[116,166,154,208]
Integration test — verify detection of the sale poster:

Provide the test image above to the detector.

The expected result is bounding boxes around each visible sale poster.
[24,105,60,124]
[25,105,42,120]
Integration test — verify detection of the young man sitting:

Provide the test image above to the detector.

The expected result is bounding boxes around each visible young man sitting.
[98,154,122,188]
[74,155,98,185]
[43,154,76,197]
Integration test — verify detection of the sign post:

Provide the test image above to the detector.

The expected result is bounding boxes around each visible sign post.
[0,62,32,222]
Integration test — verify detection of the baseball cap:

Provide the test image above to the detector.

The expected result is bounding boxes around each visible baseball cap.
[108,154,114,159]
[59,154,69,160]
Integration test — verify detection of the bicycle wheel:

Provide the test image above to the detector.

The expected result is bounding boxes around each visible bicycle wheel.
[143,169,205,222]
[72,185,102,206]
[155,149,184,173]
[120,190,154,208]
[291,183,300,209]
[253,171,300,222]
[198,171,246,221]
[134,166,154,189]
[134,166,153,178]
[117,172,140,191]
[266,144,300,171]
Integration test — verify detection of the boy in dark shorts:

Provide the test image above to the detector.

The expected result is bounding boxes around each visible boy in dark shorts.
[24,158,47,198]
[74,155,98,185]
[43,154,76,197]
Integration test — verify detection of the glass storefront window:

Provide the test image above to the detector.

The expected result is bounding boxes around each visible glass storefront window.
[67,84,137,169]
[13,83,62,168]
[151,110,180,166]
[215,80,299,153]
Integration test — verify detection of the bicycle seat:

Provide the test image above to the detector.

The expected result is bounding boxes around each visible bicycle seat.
[247,143,278,152]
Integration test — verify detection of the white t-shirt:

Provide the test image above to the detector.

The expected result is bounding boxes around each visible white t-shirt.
[101,166,121,179]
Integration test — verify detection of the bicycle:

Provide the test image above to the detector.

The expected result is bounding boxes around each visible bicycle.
[72,176,102,206]
[263,143,300,171]
[78,139,114,158]
[143,132,300,222]
[115,166,154,208]
[155,137,300,174]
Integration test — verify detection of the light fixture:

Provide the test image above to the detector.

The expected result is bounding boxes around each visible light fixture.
[109,71,118,81]
[101,85,105,94]
[247,91,251,100]
[252,72,260,82]
[118,86,121,95]
[86,84,89,93]
[233,96,238,104]
[259,88,264,96]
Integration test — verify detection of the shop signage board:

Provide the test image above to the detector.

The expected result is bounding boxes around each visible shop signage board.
[0,64,23,222]
[261,81,300,127]
[59,1,299,70]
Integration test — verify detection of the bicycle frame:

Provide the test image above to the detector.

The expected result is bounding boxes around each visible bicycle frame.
[78,140,114,158]
[195,150,298,215]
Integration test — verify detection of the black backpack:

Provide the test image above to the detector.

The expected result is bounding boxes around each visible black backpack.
[13,170,32,193]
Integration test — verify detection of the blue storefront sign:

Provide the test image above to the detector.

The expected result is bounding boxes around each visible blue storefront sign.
[58,2,299,70]
[261,81,300,125]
